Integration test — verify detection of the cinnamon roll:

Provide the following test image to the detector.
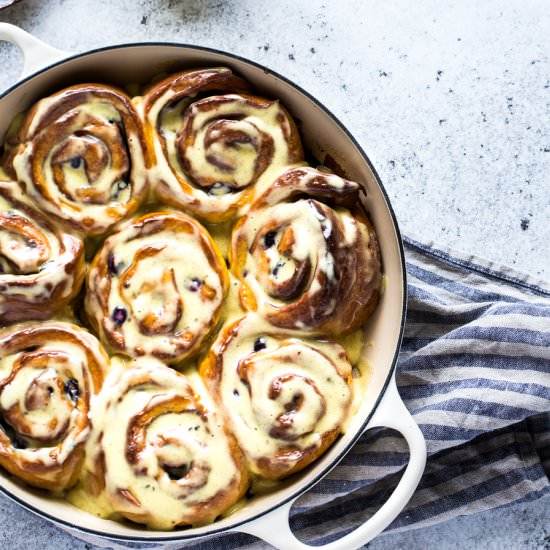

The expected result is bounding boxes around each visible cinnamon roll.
[201,314,353,480]
[9,84,148,236]
[230,166,382,336]
[0,179,84,325]
[0,321,107,490]
[85,211,229,363]
[139,67,304,222]
[84,357,248,529]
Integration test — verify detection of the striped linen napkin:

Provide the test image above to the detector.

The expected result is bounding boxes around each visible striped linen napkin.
[75,236,550,549]
[276,235,550,547]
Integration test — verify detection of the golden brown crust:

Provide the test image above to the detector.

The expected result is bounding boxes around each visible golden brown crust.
[140,67,304,222]
[0,180,85,326]
[200,315,353,480]
[0,67,384,524]
[85,210,229,363]
[230,166,382,336]
[9,84,149,236]
[0,322,107,490]
[85,358,248,529]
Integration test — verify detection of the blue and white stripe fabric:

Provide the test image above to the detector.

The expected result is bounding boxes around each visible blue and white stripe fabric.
[279,236,550,547]
[78,236,550,549]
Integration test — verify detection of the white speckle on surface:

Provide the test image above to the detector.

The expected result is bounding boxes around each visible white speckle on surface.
[1,0,546,278]
[0,0,548,548]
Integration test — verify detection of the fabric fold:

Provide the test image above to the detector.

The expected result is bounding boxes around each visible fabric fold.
[280,236,550,546]
[65,236,550,549]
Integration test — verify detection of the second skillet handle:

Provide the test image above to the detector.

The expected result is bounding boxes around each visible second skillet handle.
[235,375,427,550]
[0,23,68,81]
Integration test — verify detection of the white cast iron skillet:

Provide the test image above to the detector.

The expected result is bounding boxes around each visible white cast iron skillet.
[0,23,426,550]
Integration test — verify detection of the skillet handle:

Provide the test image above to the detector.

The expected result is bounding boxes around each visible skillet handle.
[0,23,68,81]
[235,375,426,550]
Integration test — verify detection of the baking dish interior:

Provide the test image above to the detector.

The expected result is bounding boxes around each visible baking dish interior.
[0,44,406,541]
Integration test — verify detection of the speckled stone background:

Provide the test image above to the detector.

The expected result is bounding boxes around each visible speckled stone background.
[0,0,548,548]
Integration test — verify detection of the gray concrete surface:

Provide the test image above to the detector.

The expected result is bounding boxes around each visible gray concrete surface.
[0,0,548,548]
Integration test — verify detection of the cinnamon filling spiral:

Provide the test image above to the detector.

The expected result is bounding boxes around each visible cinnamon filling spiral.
[83,357,248,529]
[11,84,148,236]
[0,322,107,490]
[0,67,384,527]
[139,67,303,222]
[201,314,353,480]
[0,180,84,325]
[85,211,229,363]
[231,167,382,335]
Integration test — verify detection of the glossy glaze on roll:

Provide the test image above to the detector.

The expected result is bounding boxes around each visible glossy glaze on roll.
[9,84,149,236]
[201,314,353,480]
[81,357,248,529]
[0,322,107,490]
[85,211,229,363]
[0,179,84,325]
[138,67,304,222]
[230,166,382,336]
[0,67,385,529]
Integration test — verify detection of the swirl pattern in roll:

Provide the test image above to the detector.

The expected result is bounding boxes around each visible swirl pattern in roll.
[201,314,353,480]
[85,211,229,363]
[230,166,382,336]
[84,357,248,529]
[10,84,149,236]
[0,179,84,325]
[0,321,107,490]
[139,67,304,222]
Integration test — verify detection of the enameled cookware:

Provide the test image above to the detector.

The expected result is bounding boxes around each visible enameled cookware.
[0,23,426,550]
